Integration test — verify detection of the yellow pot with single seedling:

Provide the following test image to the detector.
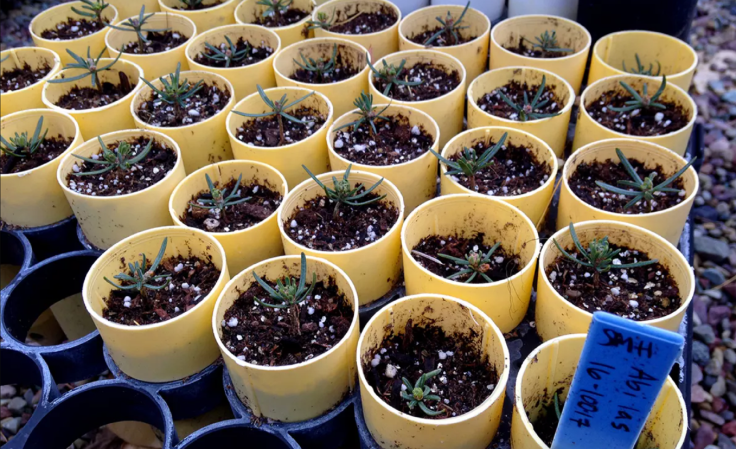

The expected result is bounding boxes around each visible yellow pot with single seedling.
[235,0,315,48]
[158,0,237,32]
[0,47,62,117]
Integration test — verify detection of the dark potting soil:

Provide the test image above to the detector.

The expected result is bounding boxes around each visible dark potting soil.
[409,27,475,47]
[0,136,73,174]
[220,277,353,366]
[475,80,563,120]
[173,0,224,11]
[53,73,134,110]
[136,81,231,127]
[235,106,326,147]
[503,37,574,59]
[193,37,275,68]
[103,254,221,326]
[65,136,177,196]
[290,50,360,84]
[0,62,52,93]
[411,234,522,284]
[284,187,399,251]
[569,158,687,214]
[586,90,689,136]
[254,8,310,27]
[363,320,498,419]
[447,139,551,195]
[40,17,106,40]
[373,62,460,102]
[332,114,434,166]
[181,178,282,233]
[121,31,190,54]
[327,6,397,35]
[545,242,681,320]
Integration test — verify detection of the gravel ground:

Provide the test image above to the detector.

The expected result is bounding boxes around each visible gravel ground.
[2,0,736,448]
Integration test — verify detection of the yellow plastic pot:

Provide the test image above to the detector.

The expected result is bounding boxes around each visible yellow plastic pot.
[439,126,558,226]
[169,159,288,275]
[589,31,698,91]
[108,0,160,22]
[234,0,314,48]
[278,170,404,306]
[398,4,490,83]
[57,129,187,249]
[312,0,401,60]
[490,15,591,94]
[368,49,466,147]
[83,226,229,382]
[401,195,540,333]
[106,12,197,80]
[0,47,61,117]
[158,0,237,32]
[42,58,144,141]
[327,104,439,215]
[558,139,699,245]
[131,70,236,174]
[213,254,359,421]
[29,2,119,65]
[274,37,369,118]
[467,67,574,157]
[535,220,695,342]
[185,24,280,101]
[1,110,82,228]
[358,294,510,449]
[227,87,334,188]
[510,334,687,449]
[572,75,697,156]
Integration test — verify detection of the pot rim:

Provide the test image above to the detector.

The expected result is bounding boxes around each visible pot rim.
[184,23,282,71]
[159,0,237,15]
[398,4,491,49]
[234,0,315,31]
[313,0,402,39]
[490,14,592,62]
[29,1,119,44]
[0,47,62,95]
[105,12,198,60]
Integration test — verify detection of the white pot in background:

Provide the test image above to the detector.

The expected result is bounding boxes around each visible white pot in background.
[430,0,504,21]
[509,0,579,19]
[393,0,431,16]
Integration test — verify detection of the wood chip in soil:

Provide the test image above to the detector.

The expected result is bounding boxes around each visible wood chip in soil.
[373,62,460,101]
[290,49,361,84]
[136,81,231,127]
[409,27,475,47]
[411,234,522,283]
[1,136,72,174]
[65,136,177,196]
[182,178,282,233]
[503,37,574,59]
[1,62,52,93]
[103,254,221,326]
[193,37,274,68]
[476,80,563,120]
[332,114,433,166]
[363,320,498,419]
[284,187,399,251]
[173,0,224,10]
[253,8,310,27]
[40,17,106,40]
[326,6,397,34]
[121,31,190,54]
[447,139,551,195]
[569,158,687,214]
[546,242,681,320]
[235,106,326,147]
[586,90,689,136]
[54,73,134,110]
[221,277,353,366]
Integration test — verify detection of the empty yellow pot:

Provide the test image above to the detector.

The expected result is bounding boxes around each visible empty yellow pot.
[589,30,698,91]
[312,0,401,60]
[490,15,591,94]
[186,24,281,101]
[369,49,466,147]
[398,4,490,83]
[358,294,510,449]
[558,138,699,245]
[274,37,369,118]
[439,126,558,226]
[467,66,574,157]
[0,47,61,117]
[401,194,540,333]
[57,129,186,249]
[30,1,119,65]
[535,220,695,342]
[169,159,288,276]
[83,226,230,382]
[227,87,334,188]
[278,169,404,306]
[510,334,687,449]
[572,74,697,156]
[235,0,315,48]
[108,0,160,22]
[1,109,82,227]
[106,12,197,80]
[42,58,144,141]
[158,0,237,32]
[213,254,359,421]
[131,70,235,174]
[327,104,439,215]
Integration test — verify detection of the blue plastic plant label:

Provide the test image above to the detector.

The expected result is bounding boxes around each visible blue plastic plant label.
[550,312,684,449]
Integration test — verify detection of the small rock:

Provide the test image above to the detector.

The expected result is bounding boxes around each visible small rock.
[6,397,26,414]
[0,386,16,399]
[723,420,736,436]
[712,376,727,397]
[718,433,736,449]
[694,363,705,384]
[703,268,727,285]
[694,206,721,221]
[723,90,736,104]
[710,305,733,325]
[694,384,709,403]
[702,410,727,426]
[1,417,21,434]
[696,423,717,449]
[694,340,711,365]
[695,236,731,262]
[695,324,717,344]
